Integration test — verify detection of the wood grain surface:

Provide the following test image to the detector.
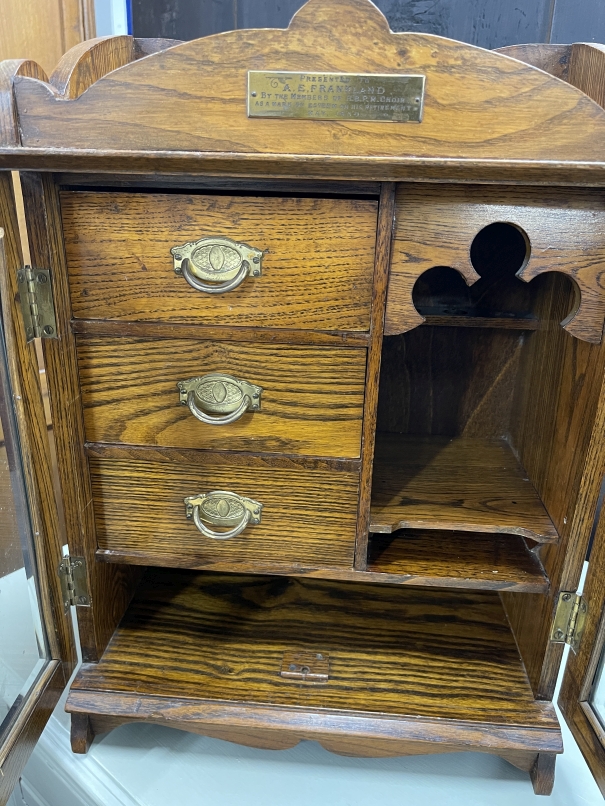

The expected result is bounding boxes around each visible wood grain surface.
[386,184,605,343]
[370,434,558,542]
[377,327,524,439]
[89,455,359,568]
[60,191,377,331]
[20,172,143,663]
[367,530,548,593]
[9,0,605,169]
[494,44,570,81]
[354,183,395,568]
[558,481,605,796]
[0,173,76,670]
[67,569,562,739]
[76,337,366,458]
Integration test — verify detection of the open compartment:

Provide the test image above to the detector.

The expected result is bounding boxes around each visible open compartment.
[368,185,596,588]
[66,567,561,767]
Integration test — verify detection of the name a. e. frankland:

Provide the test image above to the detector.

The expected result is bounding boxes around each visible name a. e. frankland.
[247,72,425,122]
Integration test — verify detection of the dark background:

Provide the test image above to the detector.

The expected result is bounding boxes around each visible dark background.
[131,0,605,50]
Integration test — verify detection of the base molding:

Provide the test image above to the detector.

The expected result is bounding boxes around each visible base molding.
[68,695,561,797]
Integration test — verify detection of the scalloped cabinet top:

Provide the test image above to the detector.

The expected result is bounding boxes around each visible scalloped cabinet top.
[2,0,605,180]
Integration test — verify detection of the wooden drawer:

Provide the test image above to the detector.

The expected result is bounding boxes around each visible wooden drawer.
[61,192,378,331]
[77,338,366,458]
[90,451,359,570]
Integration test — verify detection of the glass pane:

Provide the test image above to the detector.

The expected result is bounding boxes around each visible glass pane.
[0,316,48,738]
[590,643,605,730]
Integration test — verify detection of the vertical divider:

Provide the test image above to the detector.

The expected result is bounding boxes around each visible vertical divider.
[354,182,396,570]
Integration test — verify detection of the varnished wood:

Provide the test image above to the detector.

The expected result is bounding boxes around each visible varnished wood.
[49,36,138,99]
[76,337,366,458]
[558,458,605,795]
[89,455,359,569]
[377,327,524,439]
[73,711,546,784]
[70,713,94,755]
[85,441,359,473]
[502,272,605,697]
[386,184,605,343]
[422,315,538,330]
[0,662,65,804]
[20,172,142,663]
[530,752,557,796]
[0,172,76,673]
[367,531,548,593]
[370,434,558,542]
[355,183,395,569]
[7,0,605,171]
[65,570,563,758]
[568,44,605,109]
[0,61,48,147]
[60,191,377,332]
[495,44,570,81]
[71,319,369,347]
[57,172,381,196]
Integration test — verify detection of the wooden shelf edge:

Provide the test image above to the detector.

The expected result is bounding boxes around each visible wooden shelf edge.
[369,520,558,544]
[370,434,559,544]
[95,548,549,593]
[422,315,539,330]
[65,689,562,754]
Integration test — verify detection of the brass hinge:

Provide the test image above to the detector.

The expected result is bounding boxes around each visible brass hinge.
[58,556,90,612]
[550,591,588,654]
[16,266,58,343]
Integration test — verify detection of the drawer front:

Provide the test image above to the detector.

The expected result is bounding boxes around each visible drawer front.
[91,457,359,568]
[61,192,378,331]
[78,338,366,458]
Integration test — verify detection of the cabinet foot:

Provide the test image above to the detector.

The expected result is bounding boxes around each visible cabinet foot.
[530,752,556,796]
[70,713,95,754]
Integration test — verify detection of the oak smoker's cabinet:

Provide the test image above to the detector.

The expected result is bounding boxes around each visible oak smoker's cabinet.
[4,0,605,799]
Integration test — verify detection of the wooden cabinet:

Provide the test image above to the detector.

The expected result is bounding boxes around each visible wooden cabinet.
[5,0,605,799]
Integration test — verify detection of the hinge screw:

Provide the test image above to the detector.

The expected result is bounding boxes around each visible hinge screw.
[37,273,48,283]
[77,596,88,605]
[562,593,572,601]
[43,325,54,335]
[554,628,564,640]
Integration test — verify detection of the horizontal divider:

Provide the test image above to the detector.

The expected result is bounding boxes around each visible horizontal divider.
[72,319,370,347]
[57,173,382,197]
[85,442,361,473]
[96,535,549,593]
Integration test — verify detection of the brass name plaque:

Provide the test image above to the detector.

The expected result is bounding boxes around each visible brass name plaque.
[247,71,425,123]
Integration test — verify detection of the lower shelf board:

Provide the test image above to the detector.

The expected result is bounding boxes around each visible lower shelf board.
[367,530,549,592]
[370,433,559,543]
[67,568,562,781]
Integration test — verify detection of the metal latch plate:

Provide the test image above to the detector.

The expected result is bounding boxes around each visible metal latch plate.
[17,266,58,343]
[280,651,329,683]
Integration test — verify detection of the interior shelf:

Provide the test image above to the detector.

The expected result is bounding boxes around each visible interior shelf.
[67,569,560,753]
[367,530,549,592]
[422,314,539,330]
[370,434,558,543]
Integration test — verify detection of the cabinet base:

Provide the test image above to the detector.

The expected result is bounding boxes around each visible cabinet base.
[69,708,556,796]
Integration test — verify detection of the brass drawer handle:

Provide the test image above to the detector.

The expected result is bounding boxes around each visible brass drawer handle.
[184,491,262,540]
[177,373,262,425]
[171,236,264,295]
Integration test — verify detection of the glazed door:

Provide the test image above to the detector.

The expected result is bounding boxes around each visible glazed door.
[559,487,605,797]
[0,172,75,806]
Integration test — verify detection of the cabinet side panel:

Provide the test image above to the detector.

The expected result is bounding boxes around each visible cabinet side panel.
[504,272,605,698]
[20,172,142,662]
